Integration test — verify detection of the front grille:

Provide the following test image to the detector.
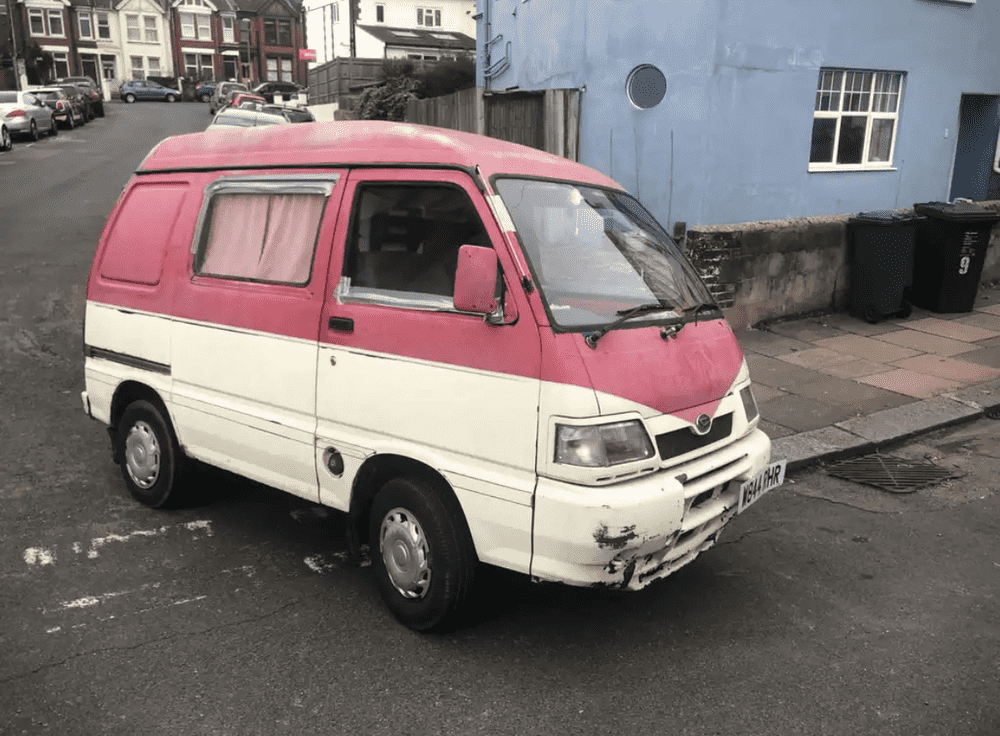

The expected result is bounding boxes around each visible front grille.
[655,413,733,461]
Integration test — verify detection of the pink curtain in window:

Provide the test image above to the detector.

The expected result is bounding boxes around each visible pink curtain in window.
[257,194,326,283]
[200,195,269,278]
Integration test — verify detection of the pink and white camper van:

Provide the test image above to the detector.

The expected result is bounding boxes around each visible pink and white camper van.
[82,121,783,630]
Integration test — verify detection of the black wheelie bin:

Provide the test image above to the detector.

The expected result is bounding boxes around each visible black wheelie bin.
[908,201,1000,313]
[848,210,922,323]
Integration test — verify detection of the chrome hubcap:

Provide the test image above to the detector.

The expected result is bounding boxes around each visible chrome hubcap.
[124,421,160,489]
[380,508,431,600]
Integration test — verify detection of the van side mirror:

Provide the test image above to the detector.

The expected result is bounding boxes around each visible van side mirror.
[454,245,499,315]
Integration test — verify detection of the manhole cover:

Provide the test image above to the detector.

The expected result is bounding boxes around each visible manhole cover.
[828,454,962,493]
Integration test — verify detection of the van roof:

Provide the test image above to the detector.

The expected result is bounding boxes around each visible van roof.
[138,120,622,189]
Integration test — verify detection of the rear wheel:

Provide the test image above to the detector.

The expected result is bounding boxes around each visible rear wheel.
[165,93,176,103]
[95,102,105,117]
[116,400,188,508]
[28,120,38,142]
[48,117,57,136]
[369,476,477,632]
[124,93,136,104]
[863,305,882,324]
[0,124,10,151]
[65,111,75,129]
[199,93,211,103]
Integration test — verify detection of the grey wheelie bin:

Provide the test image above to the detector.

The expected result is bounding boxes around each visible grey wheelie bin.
[848,210,921,323]
[908,201,1000,313]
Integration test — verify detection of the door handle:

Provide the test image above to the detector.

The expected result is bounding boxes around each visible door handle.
[328,316,354,333]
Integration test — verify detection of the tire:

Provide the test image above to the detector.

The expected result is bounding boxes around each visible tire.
[48,118,57,137]
[65,111,75,130]
[124,93,136,104]
[369,476,477,632]
[897,300,913,319]
[165,94,176,103]
[200,93,211,103]
[116,400,188,508]
[96,102,105,117]
[0,124,10,152]
[28,120,38,142]
[863,305,882,324]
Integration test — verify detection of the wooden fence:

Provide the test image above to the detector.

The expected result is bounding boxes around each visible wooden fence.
[407,87,581,161]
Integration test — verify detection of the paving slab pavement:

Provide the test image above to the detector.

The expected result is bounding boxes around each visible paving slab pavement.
[736,283,1000,471]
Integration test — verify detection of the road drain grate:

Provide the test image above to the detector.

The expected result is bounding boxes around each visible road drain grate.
[985,408,1000,420]
[828,454,962,493]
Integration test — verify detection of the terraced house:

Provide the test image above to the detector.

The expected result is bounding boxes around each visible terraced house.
[2,0,306,89]
[167,0,307,87]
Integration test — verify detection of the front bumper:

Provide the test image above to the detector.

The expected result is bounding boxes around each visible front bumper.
[531,428,772,590]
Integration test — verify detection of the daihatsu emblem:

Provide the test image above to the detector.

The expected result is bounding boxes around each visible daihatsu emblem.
[693,414,713,436]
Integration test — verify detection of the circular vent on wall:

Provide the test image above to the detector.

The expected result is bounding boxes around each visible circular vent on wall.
[626,64,667,109]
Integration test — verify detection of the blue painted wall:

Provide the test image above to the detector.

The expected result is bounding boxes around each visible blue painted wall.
[476,0,1000,228]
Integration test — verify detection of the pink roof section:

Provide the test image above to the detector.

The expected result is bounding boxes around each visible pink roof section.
[139,120,623,189]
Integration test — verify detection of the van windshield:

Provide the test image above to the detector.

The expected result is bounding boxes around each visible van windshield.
[494,178,714,330]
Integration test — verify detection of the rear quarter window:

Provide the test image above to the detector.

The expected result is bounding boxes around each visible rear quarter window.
[99,184,188,285]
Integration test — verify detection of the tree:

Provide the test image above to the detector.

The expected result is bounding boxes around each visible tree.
[413,56,475,99]
[24,41,53,85]
[355,60,419,121]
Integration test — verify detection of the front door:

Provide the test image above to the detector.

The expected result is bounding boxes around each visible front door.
[315,169,541,563]
[950,94,1000,201]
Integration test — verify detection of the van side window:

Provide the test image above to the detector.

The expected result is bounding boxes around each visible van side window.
[341,183,490,308]
[194,177,337,285]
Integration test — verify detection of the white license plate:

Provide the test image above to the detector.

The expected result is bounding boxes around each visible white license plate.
[738,460,786,513]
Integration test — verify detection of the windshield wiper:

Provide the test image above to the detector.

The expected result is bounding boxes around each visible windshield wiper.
[680,302,722,323]
[584,303,677,348]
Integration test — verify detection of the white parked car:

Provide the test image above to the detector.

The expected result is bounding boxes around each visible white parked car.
[0,90,57,141]
[207,107,290,129]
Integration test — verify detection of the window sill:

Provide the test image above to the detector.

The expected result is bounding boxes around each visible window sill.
[808,164,898,173]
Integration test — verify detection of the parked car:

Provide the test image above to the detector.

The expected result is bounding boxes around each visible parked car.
[0,122,11,152]
[0,90,57,141]
[251,81,307,105]
[209,81,249,114]
[29,87,84,129]
[261,103,315,123]
[207,107,290,129]
[54,76,104,117]
[120,79,181,103]
[58,85,94,122]
[195,81,216,103]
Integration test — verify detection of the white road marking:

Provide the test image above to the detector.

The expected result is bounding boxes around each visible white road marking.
[85,520,213,559]
[23,548,55,566]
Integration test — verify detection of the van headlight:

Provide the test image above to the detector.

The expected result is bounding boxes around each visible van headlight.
[554,420,656,467]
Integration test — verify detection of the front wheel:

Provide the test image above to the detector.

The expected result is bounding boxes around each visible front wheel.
[165,94,176,103]
[116,400,187,508]
[124,93,136,104]
[369,476,477,632]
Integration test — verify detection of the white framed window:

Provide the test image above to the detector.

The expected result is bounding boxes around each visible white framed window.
[52,51,69,77]
[47,9,64,36]
[101,54,116,80]
[197,14,212,40]
[810,68,905,171]
[416,7,441,26]
[144,16,158,43]
[332,3,340,22]
[148,57,161,75]
[184,53,214,78]
[180,12,196,38]
[28,8,45,35]
[97,13,111,39]
[280,58,292,82]
[78,11,93,39]
[222,15,235,43]
[376,3,384,22]
[131,55,144,79]
[126,14,141,41]
[266,57,278,81]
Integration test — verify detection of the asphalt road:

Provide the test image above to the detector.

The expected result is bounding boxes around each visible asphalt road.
[1,103,998,736]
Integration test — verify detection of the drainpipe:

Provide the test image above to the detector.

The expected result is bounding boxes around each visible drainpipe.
[482,0,490,92]
[6,0,21,89]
